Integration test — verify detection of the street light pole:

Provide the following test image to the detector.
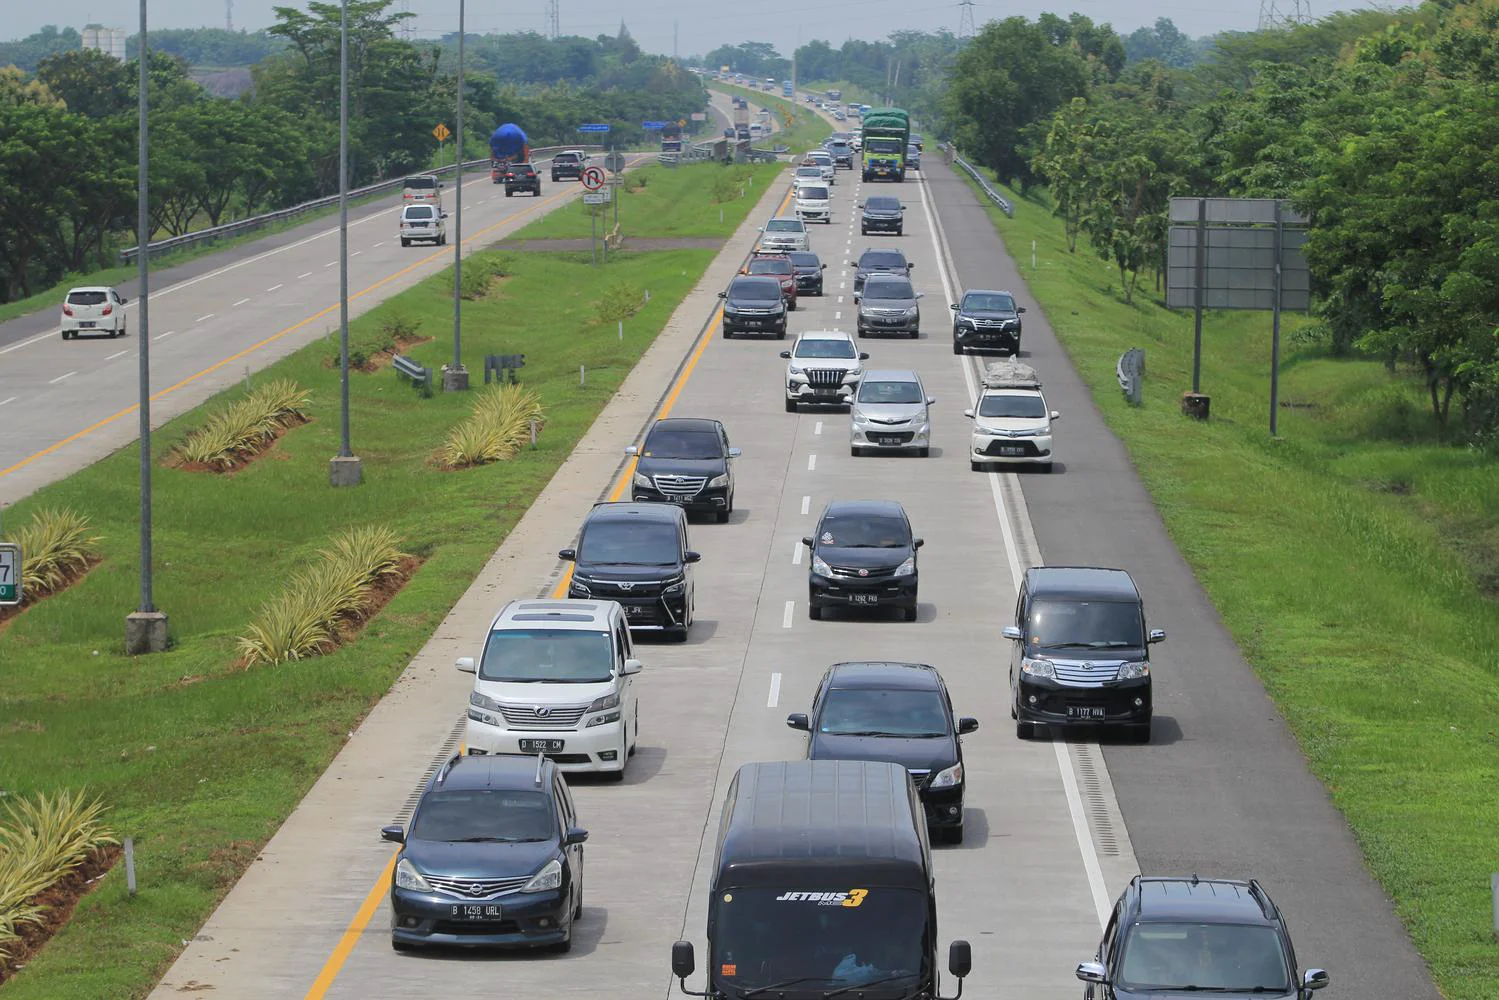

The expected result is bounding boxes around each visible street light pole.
[444,0,470,392]
[125,0,168,655]
[329,0,362,486]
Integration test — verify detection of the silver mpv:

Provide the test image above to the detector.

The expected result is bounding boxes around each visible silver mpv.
[849,369,934,457]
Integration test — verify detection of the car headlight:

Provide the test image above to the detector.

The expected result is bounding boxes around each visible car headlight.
[569,578,590,596]
[633,472,651,489]
[915,423,930,436]
[470,690,502,712]
[811,555,832,576]
[851,410,871,425]
[586,691,620,713]
[395,858,433,893]
[788,364,804,375]
[707,473,730,488]
[845,367,861,381]
[892,556,916,578]
[585,709,621,728]
[1117,661,1150,680]
[905,307,919,317]
[522,858,563,893]
[929,762,963,788]
[663,576,686,594]
[1021,657,1056,679]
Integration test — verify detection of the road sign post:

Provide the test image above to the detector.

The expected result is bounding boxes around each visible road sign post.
[581,166,606,190]
[0,541,20,606]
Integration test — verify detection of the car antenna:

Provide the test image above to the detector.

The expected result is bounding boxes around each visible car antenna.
[1190,873,1200,885]
[534,753,545,786]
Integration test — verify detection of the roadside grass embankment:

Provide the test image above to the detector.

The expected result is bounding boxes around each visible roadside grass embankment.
[953,169,1499,998]
[0,159,773,998]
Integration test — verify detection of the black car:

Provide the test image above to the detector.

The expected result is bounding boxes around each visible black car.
[550,151,584,181]
[562,502,699,639]
[718,275,788,338]
[503,162,542,197]
[951,288,1026,355]
[828,140,855,168]
[803,499,922,621]
[860,196,905,236]
[1005,566,1164,742]
[1078,875,1329,999]
[786,251,826,295]
[787,662,978,843]
[380,753,588,953]
[849,247,913,294]
[627,417,740,523]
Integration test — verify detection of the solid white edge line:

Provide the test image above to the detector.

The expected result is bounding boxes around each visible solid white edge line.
[918,164,1112,928]
[48,372,76,384]
[800,495,810,515]
[767,673,782,708]
[782,601,794,628]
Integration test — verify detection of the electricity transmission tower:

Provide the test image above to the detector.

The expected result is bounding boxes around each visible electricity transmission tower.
[957,0,977,40]
[1258,0,1312,30]
[546,0,561,39]
[226,0,233,31]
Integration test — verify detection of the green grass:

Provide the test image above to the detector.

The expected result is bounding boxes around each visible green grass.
[0,155,772,994]
[707,82,833,156]
[955,169,1499,998]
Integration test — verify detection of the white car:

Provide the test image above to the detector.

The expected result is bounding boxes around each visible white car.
[780,330,868,412]
[794,183,832,224]
[850,369,934,457]
[964,360,1060,473]
[398,203,447,246]
[457,599,642,778]
[758,217,810,254]
[804,151,836,184]
[793,165,825,188]
[60,286,127,340]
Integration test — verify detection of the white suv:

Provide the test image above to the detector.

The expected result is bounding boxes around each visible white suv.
[61,286,127,340]
[457,599,642,780]
[780,330,868,412]
[964,360,1061,473]
[398,203,447,246]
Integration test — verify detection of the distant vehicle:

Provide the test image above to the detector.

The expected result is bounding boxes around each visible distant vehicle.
[826,88,842,101]
[860,195,905,236]
[780,330,867,411]
[626,418,741,523]
[828,140,855,168]
[561,502,700,640]
[488,122,530,178]
[856,274,923,339]
[757,217,810,254]
[793,165,825,188]
[718,275,788,338]
[742,254,799,310]
[501,162,541,197]
[550,151,585,182]
[951,288,1025,355]
[398,203,447,247]
[402,173,443,203]
[803,499,922,621]
[849,369,935,457]
[965,360,1058,472]
[906,143,922,170]
[786,250,827,296]
[850,247,914,295]
[60,286,127,340]
[862,108,911,181]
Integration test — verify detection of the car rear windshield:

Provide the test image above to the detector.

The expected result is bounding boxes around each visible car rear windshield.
[643,428,722,460]
[66,290,108,305]
[555,153,579,163]
[794,339,856,359]
[747,259,792,276]
[818,513,910,548]
[863,278,914,299]
[865,197,901,212]
[403,176,436,190]
[858,380,923,404]
[410,789,555,843]
[860,251,906,269]
[818,687,948,737]
[404,206,435,220]
[766,220,803,232]
[731,279,782,301]
[798,186,829,200]
[1118,922,1291,992]
[1026,600,1144,649]
[479,627,614,683]
[978,393,1046,419]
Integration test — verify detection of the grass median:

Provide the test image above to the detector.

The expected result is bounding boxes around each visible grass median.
[0,158,769,996]
[954,169,1499,997]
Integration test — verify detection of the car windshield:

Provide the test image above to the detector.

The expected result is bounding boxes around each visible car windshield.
[863,280,914,300]
[788,252,820,267]
[748,259,792,276]
[766,220,802,232]
[410,789,555,843]
[1026,600,1144,649]
[713,887,929,991]
[860,252,906,269]
[964,293,1016,312]
[795,339,857,359]
[579,520,681,566]
[404,206,434,220]
[818,514,909,548]
[1117,923,1292,992]
[478,628,614,683]
[799,186,829,200]
[818,687,948,737]
[978,394,1047,419]
[66,290,108,305]
[865,198,900,212]
[865,138,904,153]
[733,280,782,301]
[643,428,722,460]
[796,168,822,177]
[858,380,923,405]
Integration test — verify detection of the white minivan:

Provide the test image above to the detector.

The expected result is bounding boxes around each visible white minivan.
[398,203,447,247]
[794,183,831,224]
[457,599,642,779]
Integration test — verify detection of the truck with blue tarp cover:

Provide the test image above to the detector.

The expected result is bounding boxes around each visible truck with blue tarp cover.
[488,123,530,182]
[860,108,910,182]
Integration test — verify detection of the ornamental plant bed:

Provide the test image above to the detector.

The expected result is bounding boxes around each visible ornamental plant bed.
[0,846,121,986]
[165,413,311,475]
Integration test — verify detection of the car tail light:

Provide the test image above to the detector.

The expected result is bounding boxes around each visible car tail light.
[63,304,73,316]
[101,304,112,315]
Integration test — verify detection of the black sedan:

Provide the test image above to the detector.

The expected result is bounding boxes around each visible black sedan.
[803,499,922,621]
[627,417,740,523]
[381,753,588,953]
[849,248,913,295]
[786,251,826,296]
[860,196,905,236]
[787,661,977,843]
[952,288,1026,355]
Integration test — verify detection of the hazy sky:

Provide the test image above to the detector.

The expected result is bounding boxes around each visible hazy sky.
[17,0,1319,58]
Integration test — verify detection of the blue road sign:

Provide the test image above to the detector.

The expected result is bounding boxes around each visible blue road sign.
[577,124,611,132]
[642,120,668,130]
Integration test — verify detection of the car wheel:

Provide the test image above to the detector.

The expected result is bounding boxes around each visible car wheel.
[917,447,929,458]
[61,330,70,341]
[1016,721,1032,740]
[971,461,983,472]
[808,603,823,621]
[554,932,573,954]
[722,327,734,339]
[941,824,964,845]
[573,891,584,921]
[392,937,414,952]
[777,328,787,339]
[784,398,796,413]
[851,446,862,457]
[1129,723,1152,744]
[1040,462,1054,474]
[788,299,796,311]
[505,189,513,197]
[856,328,865,338]
[861,227,868,235]
[896,228,904,236]
[400,239,410,247]
[903,604,918,622]
[953,341,963,355]
[909,330,919,339]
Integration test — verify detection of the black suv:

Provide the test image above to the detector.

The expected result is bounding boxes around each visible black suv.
[1078,875,1329,999]
[718,275,788,338]
[952,288,1025,355]
[503,162,541,196]
[787,250,826,296]
[550,151,584,181]
[787,661,977,843]
[627,417,740,523]
[860,196,905,236]
[803,499,922,621]
[850,247,912,294]
[828,140,855,168]
[1004,566,1164,742]
[380,753,588,953]
[562,502,699,640]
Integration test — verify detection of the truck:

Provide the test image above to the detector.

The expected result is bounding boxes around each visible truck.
[733,102,751,142]
[660,121,683,154]
[487,122,530,183]
[671,760,972,1000]
[826,88,842,102]
[860,108,910,182]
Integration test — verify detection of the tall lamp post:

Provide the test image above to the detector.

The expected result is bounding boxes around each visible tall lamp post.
[444,0,469,392]
[125,0,168,654]
[329,0,363,486]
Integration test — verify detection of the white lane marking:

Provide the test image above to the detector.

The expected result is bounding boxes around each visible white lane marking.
[807,454,817,471]
[834,311,841,320]
[801,495,810,515]
[266,283,283,293]
[782,601,794,628]
[814,421,822,435]
[792,540,803,565]
[195,313,214,323]
[154,330,176,341]
[49,371,76,384]
[233,297,250,307]
[351,251,362,257]
[104,350,128,361]
[297,272,313,279]
[919,165,1112,927]
[767,673,782,708]
[373,241,385,248]
[0,397,15,407]
[324,260,336,268]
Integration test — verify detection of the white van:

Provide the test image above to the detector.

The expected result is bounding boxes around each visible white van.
[401,174,443,204]
[398,203,447,246]
[457,599,642,779]
[794,183,831,224]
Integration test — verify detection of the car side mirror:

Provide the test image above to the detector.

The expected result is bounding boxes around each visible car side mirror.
[963,408,975,418]
[916,292,925,299]
[1018,306,1027,313]
[1075,961,1107,984]
[820,263,827,269]
[717,291,727,299]
[957,717,979,735]
[779,351,792,359]
[926,397,937,405]
[672,940,696,980]
[859,352,870,360]
[801,536,813,547]
[120,297,129,304]
[624,445,639,456]
[949,303,958,311]
[786,712,811,731]
[948,940,972,979]
[564,826,590,846]
[847,261,856,266]
[1002,625,1023,640]
[456,656,476,674]
[728,447,742,458]
[1302,969,1329,991]
[1050,410,1061,420]
[685,551,702,564]
[380,825,405,844]
[558,548,577,561]
[1149,629,1166,643]
[758,227,765,232]
[441,212,450,218]
[623,658,643,675]
[912,538,924,549]
[906,263,914,269]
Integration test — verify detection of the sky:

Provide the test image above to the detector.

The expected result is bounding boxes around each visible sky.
[16,0,1330,57]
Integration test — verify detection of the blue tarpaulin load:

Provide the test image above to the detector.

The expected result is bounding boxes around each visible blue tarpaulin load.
[489,123,529,162]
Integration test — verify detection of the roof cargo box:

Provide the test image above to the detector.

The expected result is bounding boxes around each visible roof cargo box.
[983,359,1042,389]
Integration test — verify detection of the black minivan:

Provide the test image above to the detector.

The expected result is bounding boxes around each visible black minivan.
[562,502,699,640]
[627,417,740,523]
[803,499,922,621]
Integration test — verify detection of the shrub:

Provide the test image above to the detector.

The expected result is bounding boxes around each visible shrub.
[0,790,117,962]
[595,280,645,324]
[174,378,310,470]
[440,383,545,469]
[236,525,405,666]
[459,253,513,301]
[11,508,101,598]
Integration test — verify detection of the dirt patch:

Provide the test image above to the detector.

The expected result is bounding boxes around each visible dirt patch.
[0,844,121,985]
[186,840,260,891]
[496,237,726,252]
[0,555,104,632]
[164,414,311,475]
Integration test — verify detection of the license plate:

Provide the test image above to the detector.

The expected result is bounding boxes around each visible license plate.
[873,435,902,445]
[812,388,839,397]
[624,605,649,618]
[519,738,565,753]
[449,903,503,920]
[666,495,688,504]
[997,446,1026,456]
[850,593,879,605]
[79,321,96,328]
[1067,706,1105,720]
[743,320,763,328]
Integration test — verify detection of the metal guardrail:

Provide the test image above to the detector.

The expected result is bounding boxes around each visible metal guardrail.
[944,145,1014,218]
[1117,348,1145,405]
[119,144,606,264]
[392,354,432,395]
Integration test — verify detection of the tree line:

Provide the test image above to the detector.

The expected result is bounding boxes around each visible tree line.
[940,2,1499,442]
[0,3,704,304]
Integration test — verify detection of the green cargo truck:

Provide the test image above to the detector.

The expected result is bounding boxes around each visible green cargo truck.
[861,108,910,182]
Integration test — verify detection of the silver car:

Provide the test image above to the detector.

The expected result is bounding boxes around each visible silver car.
[856,274,922,338]
[850,370,934,457]
[758,217,810,254]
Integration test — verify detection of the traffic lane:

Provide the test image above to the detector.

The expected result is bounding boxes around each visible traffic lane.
[924,156,1440,996]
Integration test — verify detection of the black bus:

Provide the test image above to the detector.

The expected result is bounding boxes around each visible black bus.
[672,760,972,999]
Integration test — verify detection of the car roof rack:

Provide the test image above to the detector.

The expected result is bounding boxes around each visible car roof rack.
[982,359,1042,389]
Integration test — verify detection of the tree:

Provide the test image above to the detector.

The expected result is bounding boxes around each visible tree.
[0,25,82,73]
[37,48,134,118]
[0,66,64,108]
[1032,97,1102,253]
